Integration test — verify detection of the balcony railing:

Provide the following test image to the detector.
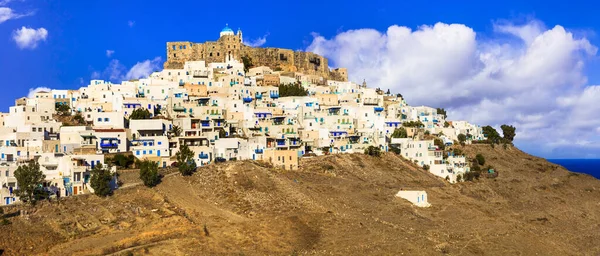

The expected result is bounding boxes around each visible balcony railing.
[100,143,118,148]
[199,153,209,159]
[255,149,264,154]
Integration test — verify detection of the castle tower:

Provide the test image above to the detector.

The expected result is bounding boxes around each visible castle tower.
[362,79,367,88]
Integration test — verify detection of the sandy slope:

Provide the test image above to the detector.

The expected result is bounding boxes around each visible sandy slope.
[0,145,599,255]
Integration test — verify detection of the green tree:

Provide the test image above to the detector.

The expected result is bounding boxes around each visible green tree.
[171,125,182,137]
[402,121,424,128]
[457,134,467,145]
[129,108,152,120]
[482,125,501,144]
[90,163,113,197]
[423,164,430,171]
[218,129,227,138]
[434,138,445,150]
[110,154,135,168]
[139,160,161,187]
[436,108,447,119]
[364,146,382,157]
[55,103,71,116]
[475,154,486,166]
[444,121,450,128]
[241,56,253,73]
[14,161,45,204]
[176,144,197,176]
[279,82,308,97]
[391,127,408,138]
[500,124,516,142]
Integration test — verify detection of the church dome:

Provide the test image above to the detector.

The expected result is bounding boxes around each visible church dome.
[220,24,235,37]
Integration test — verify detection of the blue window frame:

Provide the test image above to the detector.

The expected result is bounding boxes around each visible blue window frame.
[143,150,146,155]
[149,150,153,154]
[97,118,102,122]
[136,150,140,155]
[157,142,162,145]
[104,118,109,122]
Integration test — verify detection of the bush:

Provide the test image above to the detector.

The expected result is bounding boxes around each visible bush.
[90,163,113,197]
[457,134,467,145]
[423,164,430,171]
[110,154,135,168]
[456,174,463,182]
[389,144,401,154]
[139,160,161,187]
[176,144,197,176]
[129,108,152,120]
[364,146,382,157]
[391,127,408,138]
[475,154,485,166]
[434,138,445,150]
[453,148,463,156]
[279,82,308,97]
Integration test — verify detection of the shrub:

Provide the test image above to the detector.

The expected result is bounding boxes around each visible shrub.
[391,127,408,138]
[456,174,463,182]
[176,144,197,176]
[475,154,485,166]
[279,82,308,97]
[364,146,382,157]
[423,164,430,171]
[139,160,161,187]
[457,134,467,145]
[90,163,113,197]
[129,108,152,120]
[434,138,445,150]
[389,144,401,154]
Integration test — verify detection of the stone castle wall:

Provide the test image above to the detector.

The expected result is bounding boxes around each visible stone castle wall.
[164,34,347,81]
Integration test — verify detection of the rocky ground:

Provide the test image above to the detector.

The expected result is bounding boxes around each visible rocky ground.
[0,145,599,255]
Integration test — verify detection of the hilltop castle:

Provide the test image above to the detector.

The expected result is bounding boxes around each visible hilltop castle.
[164,24,348,81]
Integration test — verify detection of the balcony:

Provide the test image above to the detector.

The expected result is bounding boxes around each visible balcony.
[100,142,118,148]
[173,106,185,112]
[276,140,287,147]
[374,107,384,112]
[255,149,264,154]
[270,93,279,99]
[199,153,209,159]
[255,93,262,99]
[243,97,253,103]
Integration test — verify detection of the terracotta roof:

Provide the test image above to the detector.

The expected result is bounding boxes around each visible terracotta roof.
[93,128,126,132]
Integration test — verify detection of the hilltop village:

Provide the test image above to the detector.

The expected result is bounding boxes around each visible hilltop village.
[0,26,488,205]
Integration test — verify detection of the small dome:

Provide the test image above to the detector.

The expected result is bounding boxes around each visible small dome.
[222,25,233,33]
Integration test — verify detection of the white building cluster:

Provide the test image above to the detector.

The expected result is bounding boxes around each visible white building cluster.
[0,36,486,205]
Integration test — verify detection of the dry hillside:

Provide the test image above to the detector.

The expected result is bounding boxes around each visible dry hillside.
[0,145,599,255]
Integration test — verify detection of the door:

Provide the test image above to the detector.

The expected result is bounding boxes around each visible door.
[5,197,9,205]
[74,186,78,195]
[157,150,161,157]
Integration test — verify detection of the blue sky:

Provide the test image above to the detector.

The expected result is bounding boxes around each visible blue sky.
[1,0,600,158]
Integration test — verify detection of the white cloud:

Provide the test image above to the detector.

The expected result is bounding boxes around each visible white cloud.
[12,26,48,49]
[27,86,51,98]
[0,7,31,23]
[125,57,162,80]
[244,33,269,47]
[128,20,135,28]
[307,20,600,158]
[106,50,115,58]
[93,57,161,82]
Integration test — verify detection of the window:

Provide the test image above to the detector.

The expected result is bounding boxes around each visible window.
[172,45,176,50]
[136,150,140,155]
[104,118,109,122]
[158,141,162,145]
[98,118,102,122]
[143,150,146,155]
[149,150,153,154]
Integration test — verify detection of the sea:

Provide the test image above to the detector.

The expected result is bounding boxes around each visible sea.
[547,159,600,179]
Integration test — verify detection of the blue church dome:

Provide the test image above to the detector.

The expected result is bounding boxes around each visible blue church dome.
[222,25,233,33]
